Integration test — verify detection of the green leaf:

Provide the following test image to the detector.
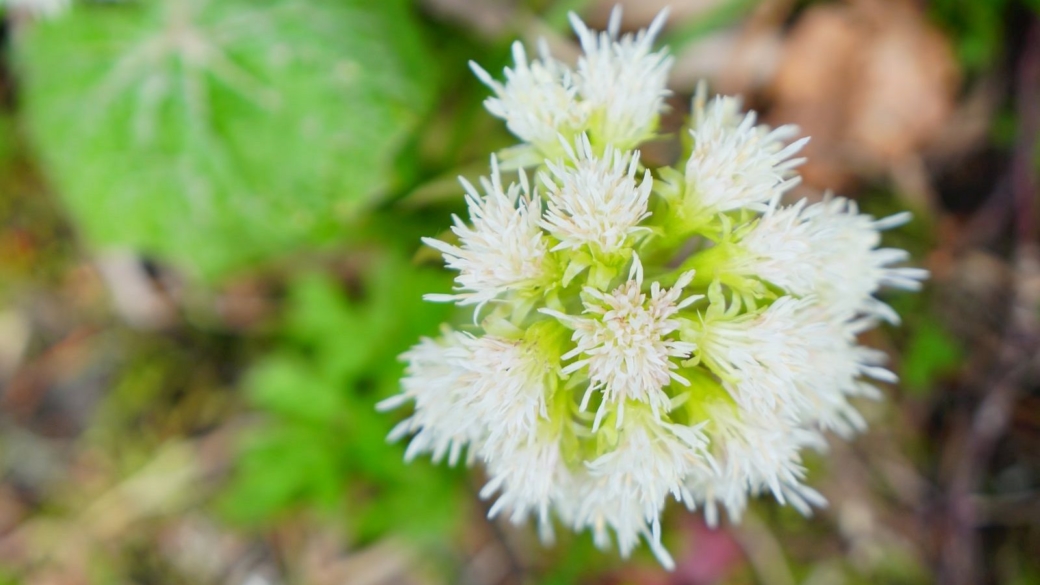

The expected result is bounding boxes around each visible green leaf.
[221,249,461,531]
[660,0,763,52]
[352,460,465,542]
[20,0,439,280]
[246,354,347,424]
[901,318,963,395]
[928,0,1009,71]
[283,273,379,382]
[218,426,342,524]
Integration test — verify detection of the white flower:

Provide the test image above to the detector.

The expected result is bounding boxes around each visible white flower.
[680,91,808,215]
[690,295,825,417]
[464,335,552,452]
[796,197,929,322]
[544,256,699,429]
[379,330,552,466]
[571,406,710,570]
[470,41,585,159]
[730,196,928,322]
[727,199,819,293]
[423,156,551,311]
[481,429,574,542]
[378,330,484,466]
[471,8,673,159]
[687,403,826,526]
[540,137,652,258]
[791,312,896,437]
[692,293,901,436]
[570,7,673,149]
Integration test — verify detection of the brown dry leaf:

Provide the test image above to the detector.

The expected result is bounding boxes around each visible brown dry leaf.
[768,0,960,192]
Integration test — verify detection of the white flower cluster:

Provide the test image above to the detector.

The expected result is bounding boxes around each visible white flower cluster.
[380,8,926,569]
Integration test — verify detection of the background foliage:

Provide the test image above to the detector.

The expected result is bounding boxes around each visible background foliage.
[21,0,439,279]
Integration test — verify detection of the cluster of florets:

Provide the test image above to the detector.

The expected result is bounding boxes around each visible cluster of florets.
[380,8,926,569]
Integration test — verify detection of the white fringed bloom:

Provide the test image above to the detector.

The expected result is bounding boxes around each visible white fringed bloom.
[471,8,672,159]
[681,93,809,215]
[572,406,711,570]
[470,42,584,159]
[379,330,551,467]
[570,7,673,149]
[689,295,826,417]
[540,138,652,257]
[379,331,483,466]
[797,197,929,322]
[545,256,699,429]
[687,404,827,526]
[733,196,929,322]
[463,335,552,451]
[691,294,902,437]
[481,429,574,542]
[423,156,550,310]
[791,312,897,437]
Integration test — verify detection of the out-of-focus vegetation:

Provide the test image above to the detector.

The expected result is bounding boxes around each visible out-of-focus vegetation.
[0,0,1037,584]
[21,0,440,280]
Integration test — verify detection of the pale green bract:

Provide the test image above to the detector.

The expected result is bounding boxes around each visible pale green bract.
[380,6,927,569]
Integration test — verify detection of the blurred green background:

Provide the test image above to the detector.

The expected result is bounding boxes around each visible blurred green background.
[0,0,1038,583]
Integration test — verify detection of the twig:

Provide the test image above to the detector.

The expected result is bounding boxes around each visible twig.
[938,16,1040,585]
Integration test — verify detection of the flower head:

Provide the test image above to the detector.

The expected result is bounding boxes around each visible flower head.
[379,330,484,466]
[470,42,584,160]
[688,403,826,526]
[672,91,809,218]
[545,256,699,429]
[423,156,551,311]
[722,196,928,322]
[540,137,652,259]
[481,427,573,542]
[688,294,826,417]
[796,197,929,322]
[379,328,552,466]
[570,6,673,149]
[573,406,710,569]
[471,7,673,161]
[789,312,896,437]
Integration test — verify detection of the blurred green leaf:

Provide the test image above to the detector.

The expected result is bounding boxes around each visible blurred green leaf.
[0,568,19,585]
[219,248,463,539]
[929,0,1011,71]
[246,355,347,425]
[220,425,342,524]
[901,318,963,395]
[660,0,763,52]
[542,0,596,31]
[20,0,439,280]
[283,273,380,382]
